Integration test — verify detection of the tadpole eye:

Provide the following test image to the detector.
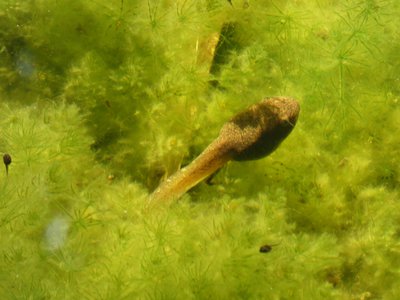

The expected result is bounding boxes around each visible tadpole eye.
[3,153,11,175]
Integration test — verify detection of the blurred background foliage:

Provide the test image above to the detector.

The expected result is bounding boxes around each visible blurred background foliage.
[1,0,400,299]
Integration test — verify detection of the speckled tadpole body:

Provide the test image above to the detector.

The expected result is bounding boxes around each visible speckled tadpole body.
[149,97,300,205]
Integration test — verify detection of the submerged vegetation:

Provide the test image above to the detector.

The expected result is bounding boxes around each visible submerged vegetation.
[0,0,399,298]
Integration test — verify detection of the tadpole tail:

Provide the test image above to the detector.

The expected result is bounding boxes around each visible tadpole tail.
[148,137,233,206]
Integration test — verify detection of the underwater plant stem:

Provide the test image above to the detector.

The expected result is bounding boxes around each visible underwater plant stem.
[148,97,300,206]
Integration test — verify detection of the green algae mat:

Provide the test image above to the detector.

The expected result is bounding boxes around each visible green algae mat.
[1,1,399,299]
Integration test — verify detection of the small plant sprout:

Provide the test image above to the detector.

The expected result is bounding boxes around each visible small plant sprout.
[3,153,12,176]
[149,97,300,205]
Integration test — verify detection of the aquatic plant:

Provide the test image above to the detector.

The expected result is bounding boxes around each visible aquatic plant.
[1,0,399,299]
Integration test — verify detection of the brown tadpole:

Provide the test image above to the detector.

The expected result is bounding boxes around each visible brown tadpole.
[148,97,300,206]
[3,153,12,176]
[259,242,281,253]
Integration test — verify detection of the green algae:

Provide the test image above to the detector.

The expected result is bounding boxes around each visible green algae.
[1,0,399,299]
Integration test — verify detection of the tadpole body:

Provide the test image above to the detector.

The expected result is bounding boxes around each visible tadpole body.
[3,153,12,176]
[149,97,300,205]
[259,242,282,253]
[259,244,273,253]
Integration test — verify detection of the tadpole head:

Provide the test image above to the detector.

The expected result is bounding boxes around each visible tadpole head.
[220,97,300,161]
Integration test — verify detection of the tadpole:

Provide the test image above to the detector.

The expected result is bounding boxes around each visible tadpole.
[259,244,275,253]
[259,242,281,253]
[149,97,300,205]
[3,153,12,176]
